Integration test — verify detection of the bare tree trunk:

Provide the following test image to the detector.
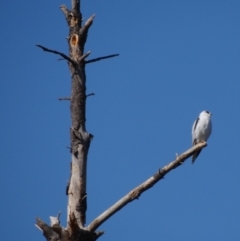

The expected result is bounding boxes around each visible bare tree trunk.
[35,1,116,240]
[35,1,208,241]
[36,0,102,239]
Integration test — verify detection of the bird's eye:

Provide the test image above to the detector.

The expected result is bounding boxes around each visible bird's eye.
[205,111,210,114]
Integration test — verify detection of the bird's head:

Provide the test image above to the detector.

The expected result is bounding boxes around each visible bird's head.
[200,110,212,118]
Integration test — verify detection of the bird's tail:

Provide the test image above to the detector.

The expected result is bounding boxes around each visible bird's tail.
[192,150,202,164]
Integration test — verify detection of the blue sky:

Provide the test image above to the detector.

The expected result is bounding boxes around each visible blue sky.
[1,0,240,240]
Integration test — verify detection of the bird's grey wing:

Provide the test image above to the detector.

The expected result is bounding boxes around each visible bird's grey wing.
[192,118,200,145]
[192,117,201,163]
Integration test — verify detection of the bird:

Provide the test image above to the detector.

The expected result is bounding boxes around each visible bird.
[192,110,212,163]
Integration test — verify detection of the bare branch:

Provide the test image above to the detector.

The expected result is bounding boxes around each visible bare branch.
[79,15,95,46]
[79,51,91,63]
[60,5,70,21]
[35,218,60,241]
[85,54,120,64]
[58,97,71,101]
[85,14,95,25]
[86,93,95,98]
[36,44,76,65]
[87,142,207,232]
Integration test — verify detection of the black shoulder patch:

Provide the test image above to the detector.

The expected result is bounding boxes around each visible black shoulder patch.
[194,118,199,131]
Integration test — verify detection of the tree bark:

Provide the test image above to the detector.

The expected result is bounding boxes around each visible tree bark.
[61,0,94,234]
[60,1,93,230]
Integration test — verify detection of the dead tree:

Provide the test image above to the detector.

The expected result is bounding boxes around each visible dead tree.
[35,1,207,240]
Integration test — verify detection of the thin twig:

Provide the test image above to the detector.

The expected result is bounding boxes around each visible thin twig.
[86,93,95,98]
[79,51,91,62]
[87,142,207,232]
[85,54,120,64]
[36,44,75,65]
[58,97,71,101]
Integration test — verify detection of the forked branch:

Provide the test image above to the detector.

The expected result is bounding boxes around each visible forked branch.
[36,218,60,241]
[87,142,207,232]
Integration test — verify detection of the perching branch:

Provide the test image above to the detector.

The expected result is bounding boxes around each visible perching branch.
[85,54,120,64]
[87,142,207,232]
[36,44,76,65]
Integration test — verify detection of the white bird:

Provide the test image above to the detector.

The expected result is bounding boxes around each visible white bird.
[192,111,212,163]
